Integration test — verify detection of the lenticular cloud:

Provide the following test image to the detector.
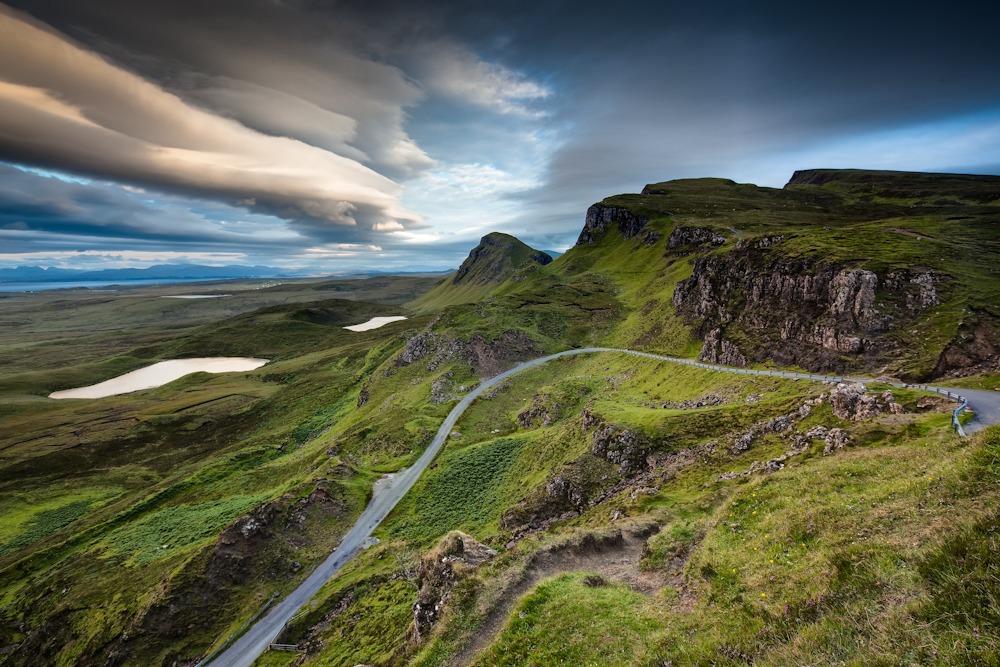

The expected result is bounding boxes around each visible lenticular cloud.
[0,4,421,232]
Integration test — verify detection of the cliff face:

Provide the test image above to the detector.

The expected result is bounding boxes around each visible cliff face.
[576,204,649,245]
[669,235,968,375]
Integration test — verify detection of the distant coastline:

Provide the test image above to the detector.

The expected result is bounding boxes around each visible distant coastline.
[0,278,236,292]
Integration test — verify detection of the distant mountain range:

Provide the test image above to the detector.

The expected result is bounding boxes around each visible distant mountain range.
[0,264,456,283]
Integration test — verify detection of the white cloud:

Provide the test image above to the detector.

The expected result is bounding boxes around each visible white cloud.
[410,43,550,116]
[0,5,422,232]
[0,249,248,269]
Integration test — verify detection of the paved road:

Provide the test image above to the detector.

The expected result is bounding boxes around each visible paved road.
[206,347,999,666]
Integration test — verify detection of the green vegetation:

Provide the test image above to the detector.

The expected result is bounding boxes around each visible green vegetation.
[1,170,998,667]
[409,232,552,314]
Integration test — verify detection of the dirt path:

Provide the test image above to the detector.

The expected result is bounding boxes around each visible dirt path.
[450,526,676,667]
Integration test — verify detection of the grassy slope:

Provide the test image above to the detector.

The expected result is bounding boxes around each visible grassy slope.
[253,171,1000,667]
[3,171,999,666]
[0,280,440,665]
[487,172,1000,379]
[408,233,552,315]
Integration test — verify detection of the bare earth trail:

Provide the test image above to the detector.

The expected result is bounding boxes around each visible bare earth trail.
[207,348,1000,667]
[449,525,677,667]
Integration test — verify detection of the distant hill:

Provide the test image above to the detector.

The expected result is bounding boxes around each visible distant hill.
[408,232,553,313]
[0,263,289,283]
[423,168,1000,381]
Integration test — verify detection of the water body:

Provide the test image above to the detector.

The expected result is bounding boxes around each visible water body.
[162,294,232,299]
[0,278,231,292]
[343,316,408,331]
[49,358,269,399]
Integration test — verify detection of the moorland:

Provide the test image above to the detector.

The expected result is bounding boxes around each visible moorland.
[1,169,999,667]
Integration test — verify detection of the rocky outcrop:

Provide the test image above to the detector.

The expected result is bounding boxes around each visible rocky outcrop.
[530,251,554,266]
[699,328,748,367]
[462,330,538,375]
[730,404,812,454]
[828,383,904,421]
[395,329,537,377]
[670,241,953,374]
[828,269,882,331]
[822,428,850,455]
[411,532,497,642]
[667,226,727,250]
[517,394,560,428]
[576,204,648,245]
[590,423,649,473]
[397,332,440,366]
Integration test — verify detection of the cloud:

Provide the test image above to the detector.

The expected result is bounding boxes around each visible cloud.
[0,163,306,253]
[409,43,551,116]
[0,4,422,234]
[0,249,249,269]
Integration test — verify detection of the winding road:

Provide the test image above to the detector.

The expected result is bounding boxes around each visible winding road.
[205,347,1000,667]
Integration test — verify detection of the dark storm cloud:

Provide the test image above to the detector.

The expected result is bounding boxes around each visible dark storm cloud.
[1,0,998,266]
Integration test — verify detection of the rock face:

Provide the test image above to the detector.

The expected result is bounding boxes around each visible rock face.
[670,240,956,375]
[590,423,649,473]
[517,394,560,428]
[699,328,748,367]
[395,329,537,377]
[828,383,904,421]
[667,226,727,250]
[576,204,648,245]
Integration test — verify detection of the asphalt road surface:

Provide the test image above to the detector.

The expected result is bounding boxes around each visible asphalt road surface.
[206,347,999,666]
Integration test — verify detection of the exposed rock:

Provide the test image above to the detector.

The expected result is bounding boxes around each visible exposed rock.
[461,330,538,376]
[591,423,649,473]
[908,271,940,309]
[546,475,588,507]
[397,332,440,366]
[517,394,560,428]
[667,226,727,250]
[822,428,850,455]
[735,235,784,250]
[699,328,748,367]
[576,204,649,245]
[729,404,812,454]
[411,532,497,641]
[829,383,904,421]
[829,269,882,331]
[670,245,957,374]
[404,329,537,377]
[644,393,727,410]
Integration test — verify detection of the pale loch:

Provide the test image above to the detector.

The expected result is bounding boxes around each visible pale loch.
[343,316,408,332]
[49,358,269,399]
[162,294,231,299]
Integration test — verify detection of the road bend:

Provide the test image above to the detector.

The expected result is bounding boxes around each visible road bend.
[206,347,1000,666]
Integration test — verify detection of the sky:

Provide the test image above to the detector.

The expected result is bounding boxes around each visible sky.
[1,0,999,272]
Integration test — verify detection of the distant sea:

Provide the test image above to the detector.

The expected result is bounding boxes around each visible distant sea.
[0,278,231,292]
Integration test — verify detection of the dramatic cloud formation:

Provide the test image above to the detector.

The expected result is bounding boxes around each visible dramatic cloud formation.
[0,4,420,234]
[0,0,998,271]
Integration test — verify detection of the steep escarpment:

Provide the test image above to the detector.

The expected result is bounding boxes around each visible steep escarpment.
[670,236,960,376]
[546,169,1000,380]
[575,204,649,245]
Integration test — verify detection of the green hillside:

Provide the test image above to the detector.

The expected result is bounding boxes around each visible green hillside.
[1,170,999,667]
[472,169,1000,382]
[408,233,553,314]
